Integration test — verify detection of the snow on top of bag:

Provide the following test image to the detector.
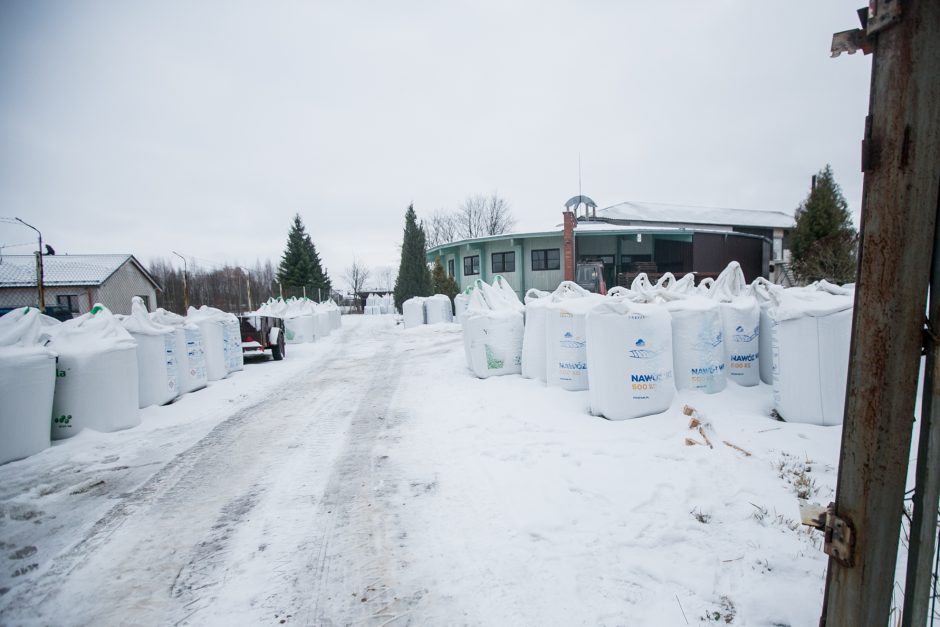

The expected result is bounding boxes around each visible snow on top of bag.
[187,305,237,323]
[0,306,58,350]
[122,297,174,336]
[46,303,137,352]
[770,287,854,321]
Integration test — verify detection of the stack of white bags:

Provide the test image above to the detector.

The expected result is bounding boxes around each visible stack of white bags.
[402,294,456,329]
[0,298,255,464]
[363,293,394,315]
[249,296,342,343]
[459,262,855,426]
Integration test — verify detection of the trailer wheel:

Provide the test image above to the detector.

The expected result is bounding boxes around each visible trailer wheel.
[272,332,285,361]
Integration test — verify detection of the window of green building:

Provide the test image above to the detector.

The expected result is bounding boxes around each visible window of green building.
[463,255,480,276]
[491,251,515,273]
[531,248,560,271]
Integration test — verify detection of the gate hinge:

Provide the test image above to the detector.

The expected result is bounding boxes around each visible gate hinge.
[831,2,903,58]
[800,501,856,567]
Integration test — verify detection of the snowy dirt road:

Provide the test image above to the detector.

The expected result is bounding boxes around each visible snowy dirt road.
[2,316,844,626]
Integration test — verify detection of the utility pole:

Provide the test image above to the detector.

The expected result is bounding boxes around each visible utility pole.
[15,218,44,310]
[172,251,189,312]
[823,2,940,625]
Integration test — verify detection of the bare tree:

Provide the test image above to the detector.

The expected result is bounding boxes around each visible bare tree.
[453,193,515,240]
[375,266,396,292]
[425,209,459,248]
[343,256,371,312]
[482,193,515,236]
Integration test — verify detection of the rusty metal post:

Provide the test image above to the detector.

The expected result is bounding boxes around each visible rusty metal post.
[823,1,940,625]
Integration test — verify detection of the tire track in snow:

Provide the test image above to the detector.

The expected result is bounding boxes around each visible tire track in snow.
[0,324,375,625]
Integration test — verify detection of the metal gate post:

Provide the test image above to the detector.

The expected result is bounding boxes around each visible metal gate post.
[823,1,940,625]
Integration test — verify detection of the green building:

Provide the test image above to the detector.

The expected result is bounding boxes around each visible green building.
[426,196,795,299]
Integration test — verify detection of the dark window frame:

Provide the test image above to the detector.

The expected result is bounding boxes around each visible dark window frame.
[463,255,480,276]
[531,248,560,271]
[447,258,455,277]
[56,294,79,313]
[491,251,515,273]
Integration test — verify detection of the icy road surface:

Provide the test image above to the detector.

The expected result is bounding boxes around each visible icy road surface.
[1,316,843,626]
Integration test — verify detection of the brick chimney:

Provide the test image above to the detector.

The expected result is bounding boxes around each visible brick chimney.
[563,210,576,281]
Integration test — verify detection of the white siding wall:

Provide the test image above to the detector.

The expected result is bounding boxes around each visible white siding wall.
[523,236,564,293]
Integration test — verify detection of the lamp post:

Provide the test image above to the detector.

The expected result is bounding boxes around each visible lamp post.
[15,218,44,310]
[237,266,252,312]
[273,277,283,299]
[172,251,189,312]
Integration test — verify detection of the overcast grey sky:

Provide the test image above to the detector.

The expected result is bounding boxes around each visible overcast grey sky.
[0,1,871,288]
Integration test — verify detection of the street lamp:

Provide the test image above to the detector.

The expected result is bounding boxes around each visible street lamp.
[14,218,44,310]
[172,251,189,312]
[236,266,252,312]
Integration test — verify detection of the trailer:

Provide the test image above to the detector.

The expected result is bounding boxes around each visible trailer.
[239,315,286,361]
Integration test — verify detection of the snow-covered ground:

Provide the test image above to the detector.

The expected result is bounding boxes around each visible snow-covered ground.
[1,316,843,626]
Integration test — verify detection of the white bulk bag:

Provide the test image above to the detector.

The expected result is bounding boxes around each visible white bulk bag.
[752,278,784,385]
[122,297,179,408]
[454,290,472,324]
[544,282,602,391]
[586,300,675,420]
[47,304,140,439]
[521,288,551,380]
[285,315,315,343]
[711,262,760,387]
[492,275,525,313]
[403,297,427,329]
[186,307,228,381]
[662,295,727,394]
[150,308,207,394]
[425,294,454,324]
[772,289,854,426]
[462,284,524,378]
[0,307,57,464]
[315,306,332,339]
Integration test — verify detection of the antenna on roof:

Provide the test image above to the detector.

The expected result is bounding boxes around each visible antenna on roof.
[578,152,582,199]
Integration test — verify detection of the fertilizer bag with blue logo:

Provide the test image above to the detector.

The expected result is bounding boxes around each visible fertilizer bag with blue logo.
[122,296,179,408]
[711,262,761,387]
[661,294,727,393]
[544,282,603,391]
[585,300,675,420]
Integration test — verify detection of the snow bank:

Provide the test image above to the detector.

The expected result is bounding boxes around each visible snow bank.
[46,304,140,439]
[122,297,179,408]
[0,307,57,464]
[150,308,208,394]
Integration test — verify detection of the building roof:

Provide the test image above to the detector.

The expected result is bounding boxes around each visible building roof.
[0,254,161,289]
[597,200,795,229]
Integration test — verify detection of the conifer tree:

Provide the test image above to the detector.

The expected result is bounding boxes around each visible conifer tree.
[393,204,433,311]
[304,233,331,298]
[277,214,315,290]
[431,256,459,302]
[790,165,858,284]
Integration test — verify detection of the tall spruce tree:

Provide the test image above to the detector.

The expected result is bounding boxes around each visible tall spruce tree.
[431,256,459,302]
[304,233,331,299]
[277,214,316,290]
[790,165,858,283]
[393,204,433,311]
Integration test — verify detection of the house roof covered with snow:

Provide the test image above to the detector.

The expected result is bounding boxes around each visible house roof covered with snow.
[596,201,795,229]
[0,254,160,289]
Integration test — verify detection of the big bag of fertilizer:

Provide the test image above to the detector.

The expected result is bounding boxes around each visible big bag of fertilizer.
[771,287,854,426]
[711,262,760,387]
[0,307,58,464]
[47,304,140,439]
[544,282,603,391]
[187,306,242,378]
[521,288,551,380]
[462,281,524,378]
[425,294,454,324]
[403,297,427,329]
[454,288,472,324]
[662,293,727,394]
[283,298,316,344]
[122,297,179,408]
[150,308,207,394]
[492,275,525,313]
[752,278,785,385]
[586,300,675,420]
